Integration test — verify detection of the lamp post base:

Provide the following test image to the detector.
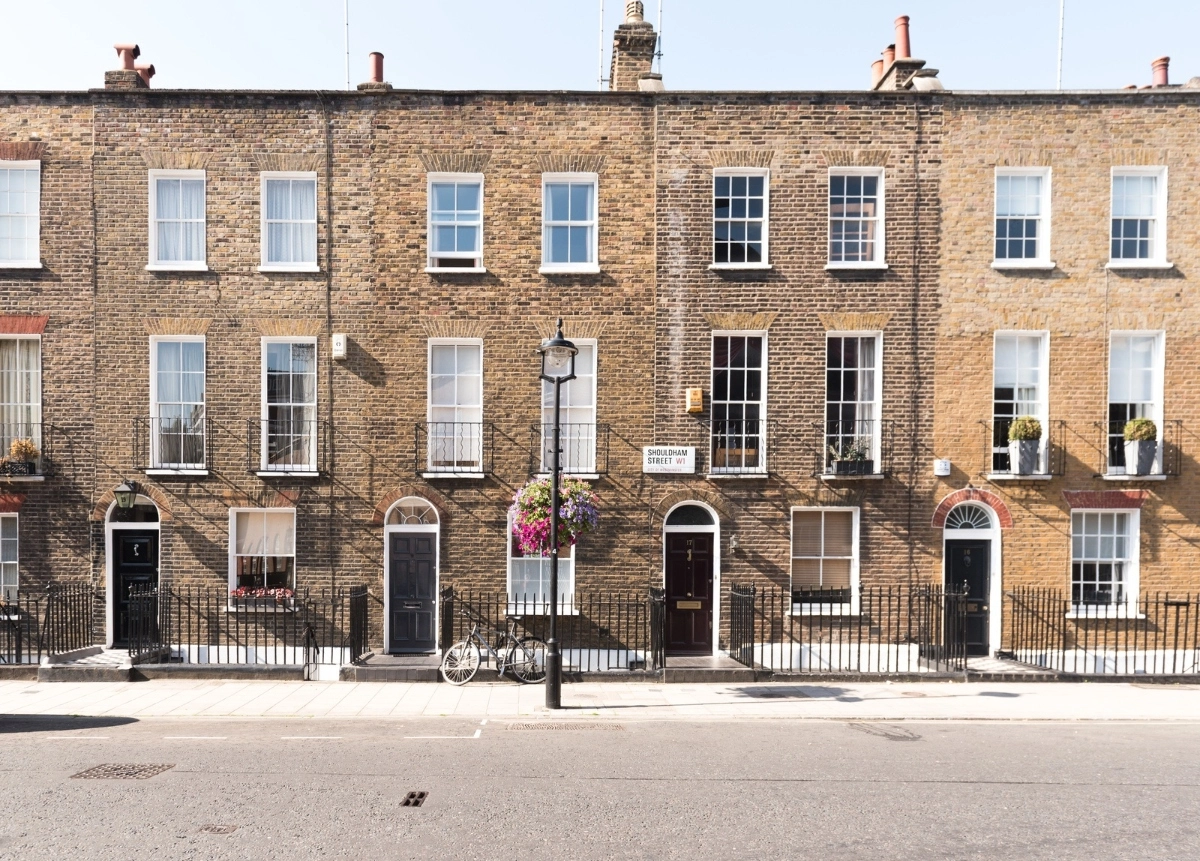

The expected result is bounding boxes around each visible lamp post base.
[545,639,562,709]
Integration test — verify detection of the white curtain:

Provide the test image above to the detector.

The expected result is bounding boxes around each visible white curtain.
[266,179,316,264]
[235,511,295,557]
[156,178,204,262]
[0,339,40,444]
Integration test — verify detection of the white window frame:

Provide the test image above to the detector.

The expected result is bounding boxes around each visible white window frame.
[147,169,207,271]
[710,167,771,270]
[540,172,599,275]
[826,167,886,270]
[709,331,768,476]
[0,160,42,269]
[426,172,485,273]
[990,331,1050,477]
[260,337,318,475]
[823,331,883,475]
[789,506,860,616]
[506,511,576,615]
[0,513,17,602]
[1106,331,1165,477]
[148,335,207,473]
[1067,508,1141,619]
[0,335,42,471]
[259,171,318,273]
[228,507,297,597]
[540,339,597,476]
[992,167,1053,269]
[425,338,485,476]
[1108,166,1170,269]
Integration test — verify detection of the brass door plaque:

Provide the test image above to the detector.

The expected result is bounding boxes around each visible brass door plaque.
[677,600,702,610]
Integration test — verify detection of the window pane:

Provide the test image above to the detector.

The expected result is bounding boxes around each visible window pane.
[547,184,569,221]
[823,512,854,556]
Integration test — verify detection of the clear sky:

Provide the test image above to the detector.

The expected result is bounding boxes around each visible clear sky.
[1,1,1197,93]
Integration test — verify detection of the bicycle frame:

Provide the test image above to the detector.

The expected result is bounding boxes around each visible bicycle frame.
[463,618,522,677]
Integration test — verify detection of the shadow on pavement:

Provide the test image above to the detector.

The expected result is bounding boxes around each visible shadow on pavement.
[0,715,139,734]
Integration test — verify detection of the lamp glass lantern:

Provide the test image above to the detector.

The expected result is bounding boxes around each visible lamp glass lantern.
[113,481,138,510]
[538,320,578,384]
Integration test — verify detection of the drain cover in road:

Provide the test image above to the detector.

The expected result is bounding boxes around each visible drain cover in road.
[199,825,238,835]
[402,791,428,807]
[71,763,175,780]
[507,722,625,731]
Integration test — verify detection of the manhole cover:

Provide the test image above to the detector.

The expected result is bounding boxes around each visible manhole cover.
[847,723,921,742]
[71,763,175,780]
[402,791,428,807]
[199,825,237,835]
[507,722,625,731]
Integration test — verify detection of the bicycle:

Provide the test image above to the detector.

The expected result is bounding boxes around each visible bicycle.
[440,608,548,685]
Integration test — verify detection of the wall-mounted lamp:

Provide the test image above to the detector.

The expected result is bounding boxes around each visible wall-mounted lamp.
[730,534,740,553]
[113,480,138,510]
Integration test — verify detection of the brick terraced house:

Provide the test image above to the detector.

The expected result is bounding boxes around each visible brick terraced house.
[1,7,1198,674]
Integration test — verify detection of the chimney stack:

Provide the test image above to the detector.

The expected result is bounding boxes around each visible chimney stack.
[882,44,896,68]
[894,15,911,60]
[1151,56,1170,87]
[357,51,393,91]
[871,59,885,88]
[609,1,659,91]
[106,43,149,89]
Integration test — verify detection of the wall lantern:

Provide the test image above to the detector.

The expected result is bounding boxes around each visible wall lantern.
[113,480,138,510]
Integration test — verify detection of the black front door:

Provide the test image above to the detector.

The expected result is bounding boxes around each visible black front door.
[946,539,990,657]
[388,532,437,653]
[112,530,158,646]
[665,533,713,654]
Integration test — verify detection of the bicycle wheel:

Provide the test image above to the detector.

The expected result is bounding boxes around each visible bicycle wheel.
[440,640,480,685]
[507,637,548,684]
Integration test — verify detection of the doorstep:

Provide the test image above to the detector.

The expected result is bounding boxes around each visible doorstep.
[341,653,442,683]
[662,654,770,684]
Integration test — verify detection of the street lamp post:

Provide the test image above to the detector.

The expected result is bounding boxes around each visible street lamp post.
[537,319,577,710]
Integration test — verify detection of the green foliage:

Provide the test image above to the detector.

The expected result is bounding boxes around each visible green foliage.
[1007,416,1043,442]
[1123,417,1157,442]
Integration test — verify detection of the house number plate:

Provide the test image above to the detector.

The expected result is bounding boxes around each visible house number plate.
[676,600,702,610]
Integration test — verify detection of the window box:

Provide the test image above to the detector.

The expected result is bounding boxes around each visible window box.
[0,460,34,476]
[832,459,874,476]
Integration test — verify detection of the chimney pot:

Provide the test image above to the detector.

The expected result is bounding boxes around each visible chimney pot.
[369,52,384,83]
[894,15,911,60]
[882,44,896,67]
[1151,56,1170,87]
[113,43,140,70]
[625,1,644,23]
[871,59,885,88]
[135,62,155,86]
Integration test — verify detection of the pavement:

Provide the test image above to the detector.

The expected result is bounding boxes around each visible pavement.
[2,677,1199,722]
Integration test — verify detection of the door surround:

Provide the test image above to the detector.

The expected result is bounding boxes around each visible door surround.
[661,500,720,656]
[104,496,161,648]
[382,497,440,655]
[941,501,1002,655]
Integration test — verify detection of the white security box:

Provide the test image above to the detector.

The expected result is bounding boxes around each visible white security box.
[332,333,348,360]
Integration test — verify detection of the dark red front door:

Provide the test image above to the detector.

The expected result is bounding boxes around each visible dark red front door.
[665,533,713,654]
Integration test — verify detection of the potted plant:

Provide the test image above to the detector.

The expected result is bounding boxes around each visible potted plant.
[1007,416,1043,475]
[229,586,296,609]
[827,437,874,476]
[1123,417,1158,476]
[0,438,39,476]
[510,476,600,557]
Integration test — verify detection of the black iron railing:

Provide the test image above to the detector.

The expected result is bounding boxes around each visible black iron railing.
[415,422,493,475]
[983,418,1066,476]
[0,585,95,664]
[439,587,660,673]
[529,423,610,475]
[1094,419,1182,477]
[0,422,54,478]
[726,582,968,674]
[816,418,895,477]
[1003,587,1199,674]
[247,418,329,475]
[707,417,774,475]
[127,585,369,667]
[134,414,211,471]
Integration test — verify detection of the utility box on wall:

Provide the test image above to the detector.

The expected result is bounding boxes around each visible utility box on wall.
[685,387,703,413]
[332,333,348,361]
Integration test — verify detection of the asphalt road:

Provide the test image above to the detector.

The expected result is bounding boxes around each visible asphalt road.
[0,715,1197,860]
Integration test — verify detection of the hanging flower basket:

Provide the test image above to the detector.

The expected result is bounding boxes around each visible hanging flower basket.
[510,477,599,556]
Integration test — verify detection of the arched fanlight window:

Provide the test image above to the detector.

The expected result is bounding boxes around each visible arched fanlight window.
[665,504,715,526]
[945,504,993,530]
[386,497,439,526]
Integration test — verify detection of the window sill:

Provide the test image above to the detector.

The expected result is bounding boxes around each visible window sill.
[145,469,209,477]
[258,264,320,273]
[536,472,600,481]
[1101,473,1167,481]
[709,262,772,271]
[0,261,43,270]
[146,263,208,272]
[1106,260,1174,270]
[985,472,1054,481]
[706,471,769,479]
[825,262,888,271]
[790,604,858,617]
[539,264,600,275]
[1066,607,1147,620]
[425,266,487,275]
[991,260,1055,270]
[421,472,485,480]
[0,474,45,483]
[256,470,319,478]
[820,472,885,481]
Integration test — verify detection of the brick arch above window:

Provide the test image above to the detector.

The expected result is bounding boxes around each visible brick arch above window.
[653,488,732,525]
[931,488,1013,529]
[372,485,448,526]
[90,484,173,522]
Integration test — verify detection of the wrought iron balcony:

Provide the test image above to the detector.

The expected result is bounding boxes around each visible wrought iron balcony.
[1095,419,1181,478]
[708,417,772,475]
[415,422,493,476]
[247,418,329,476]
[981,418,1066,478]
[134,414,211,473]
[529,423,610,476]
[0,423,53,479]
[816,418,894,478]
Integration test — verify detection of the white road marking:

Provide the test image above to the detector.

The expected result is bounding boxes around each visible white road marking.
[164,736,227,740]
[280,736,342,740]
[402,730,482,740]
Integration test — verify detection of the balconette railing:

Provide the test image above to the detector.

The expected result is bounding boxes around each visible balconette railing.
[134,414,211,472]
[1095,419,1181,478]
[0,422,53,478]
[529,422,610,475]
[816,418,894,477]
[982,418,1066,477]
[247,418,329,475]
[415,421,493,476]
